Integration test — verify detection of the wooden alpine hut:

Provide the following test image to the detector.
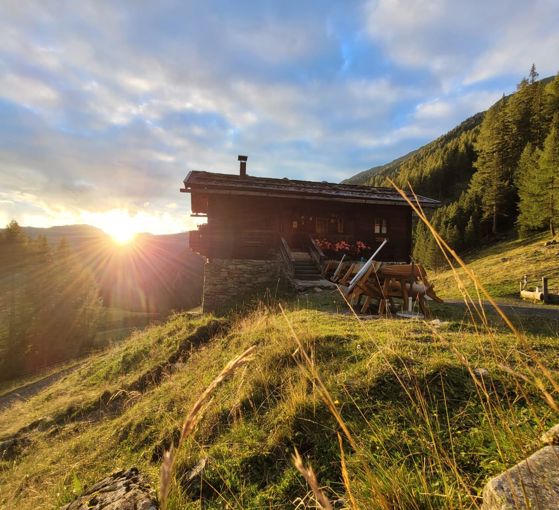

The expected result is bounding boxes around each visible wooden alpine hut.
[181,156,440,312]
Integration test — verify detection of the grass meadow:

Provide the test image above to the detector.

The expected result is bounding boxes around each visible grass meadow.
[1,220,558,508]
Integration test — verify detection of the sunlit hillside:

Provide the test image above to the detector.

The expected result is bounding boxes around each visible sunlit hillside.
[1,295,557,509]
[432,233,559,301]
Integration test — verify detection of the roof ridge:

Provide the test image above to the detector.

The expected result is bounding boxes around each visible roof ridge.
[182,170,440,207]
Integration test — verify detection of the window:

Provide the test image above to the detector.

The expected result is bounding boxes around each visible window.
[316,217,328,234]
[374,217,387,235]
[335,215,344,233]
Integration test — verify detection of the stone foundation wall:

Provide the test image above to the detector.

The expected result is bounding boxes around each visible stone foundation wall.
[202,258,281,313]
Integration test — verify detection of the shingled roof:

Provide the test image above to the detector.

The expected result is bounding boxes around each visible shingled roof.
[182,170,440,208]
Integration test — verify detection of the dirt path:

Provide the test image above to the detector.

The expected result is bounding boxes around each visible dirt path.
[443,299,559,320]
[0,363,82,412]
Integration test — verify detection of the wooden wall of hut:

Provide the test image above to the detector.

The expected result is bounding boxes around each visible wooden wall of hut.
[191,195,412,261]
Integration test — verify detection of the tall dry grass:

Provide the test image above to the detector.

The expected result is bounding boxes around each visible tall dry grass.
[292,448,334,510]
[153,185,557,509]
[278,181,559,509]
[159,345,256,510]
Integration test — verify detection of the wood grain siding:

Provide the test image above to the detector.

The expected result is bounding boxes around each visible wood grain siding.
[183,170,438,262]
[192,195,413,262]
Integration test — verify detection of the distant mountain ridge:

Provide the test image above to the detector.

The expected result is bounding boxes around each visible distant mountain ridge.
[19,224,201,313]
[21,224,189,249]
[343,149,421,186]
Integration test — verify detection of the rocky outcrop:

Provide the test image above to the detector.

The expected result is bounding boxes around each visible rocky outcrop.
[482,426,559,510]
[60,468,157,510]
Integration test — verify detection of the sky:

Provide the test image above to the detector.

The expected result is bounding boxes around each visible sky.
[1,0,558,235]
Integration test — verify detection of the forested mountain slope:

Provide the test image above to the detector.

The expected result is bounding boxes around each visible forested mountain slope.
[344,112,483,203]
[346,69,559,268]
[0,222,203,379]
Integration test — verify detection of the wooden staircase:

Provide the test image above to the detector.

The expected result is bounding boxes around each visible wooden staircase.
[279,236,336,291]
[292,252,323,281]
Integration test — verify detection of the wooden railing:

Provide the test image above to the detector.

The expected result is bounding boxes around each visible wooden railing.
[279,237,295,277]
[307,235,325,273]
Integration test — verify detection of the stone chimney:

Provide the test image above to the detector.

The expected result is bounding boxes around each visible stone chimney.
[238,155,247,177]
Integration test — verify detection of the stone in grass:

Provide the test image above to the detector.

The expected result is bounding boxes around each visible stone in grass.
[541,424,559,446]
[60,467,157,510]
[473,367,490,379]
[482,446,559,509]
[0,436,31,461]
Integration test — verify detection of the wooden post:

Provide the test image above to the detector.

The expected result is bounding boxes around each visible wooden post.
[542,277,549,304]
[331,254,346,281]
[400,278,409,311]
[360,296,371,314]
[347,238,387,293]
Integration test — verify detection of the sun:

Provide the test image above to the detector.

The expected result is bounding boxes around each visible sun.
[108,228,136,245]
[95,210,139,245]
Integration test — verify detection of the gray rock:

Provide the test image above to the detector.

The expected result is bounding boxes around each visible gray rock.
[482,446,559,509]
[474,368,490,379]
[60,467,158,510]
[541,424,559,446]
[0,436,30,461]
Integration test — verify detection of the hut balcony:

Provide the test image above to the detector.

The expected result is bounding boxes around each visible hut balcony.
[190,224,278,260]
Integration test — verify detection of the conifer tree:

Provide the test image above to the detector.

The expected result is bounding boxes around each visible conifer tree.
[529,81,548,148]
[529,63,539,84]
[517,143,543,235]
[545,72,559,120]
[0,227,102,376]
[507,72,545,157]
[470,98,515,234]
[464,216,477,245]
[538,115,559,236]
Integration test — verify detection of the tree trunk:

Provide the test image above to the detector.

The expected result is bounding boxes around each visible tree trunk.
[492,204,498,234]
[551,180,556,238]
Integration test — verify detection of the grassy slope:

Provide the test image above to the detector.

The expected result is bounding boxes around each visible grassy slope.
[0,306,158,396]
[431,233,559,301]
[1,293,558,509]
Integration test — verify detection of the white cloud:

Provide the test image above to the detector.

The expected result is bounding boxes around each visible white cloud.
[364,0,559,85]
[0,73,59,109]
[466,4,559,83]
[1,0,554,232]
[414,90,501,122]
